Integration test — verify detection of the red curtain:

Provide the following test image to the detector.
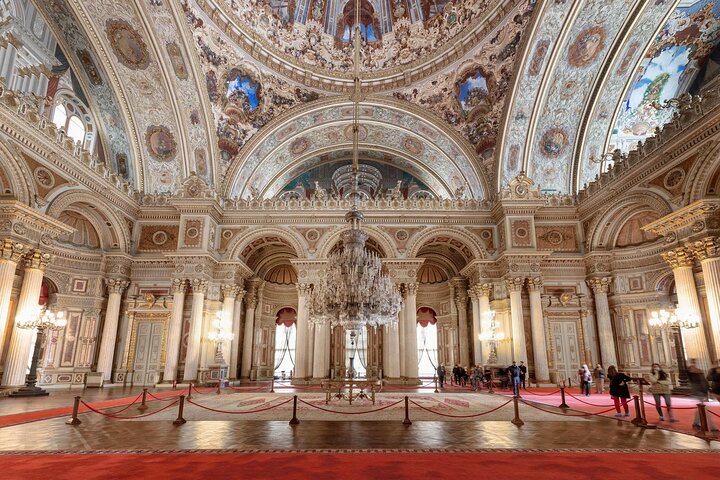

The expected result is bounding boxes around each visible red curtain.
[416,307,436,328]
[275,307,297,327]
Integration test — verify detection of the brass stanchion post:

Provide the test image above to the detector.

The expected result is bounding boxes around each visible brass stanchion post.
[434,376,439,394]
[695,404,713,440]
[66,396,82,426]
[631,395,646,427]
[271,377,275,393]
[187,383,192,400]
[403,396,412,425]
[173,395,187,426]
[216,381,221,395]
[511,395,524,426]
[559,386,569,409]
[289,395,300,425]
[138,388,148,411]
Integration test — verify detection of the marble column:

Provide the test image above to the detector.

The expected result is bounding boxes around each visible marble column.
[505,277,528,363]
[404,283,419,380]
[470,283,492,366]
[240,281,259,379]
[692,237,720,363]
[95,278,129,382]
[398,285,406,377]
[163,279,186,383]
[219,285,242,365]
[312,323,330,379]
[229,289,245,380]
[1,250,50,387]
[455,289,470,367]
[293,283,311,380]
[586,277,618,368]
[182,279,208,382]
[527,277,550,383]
[385,286,401,379]
[0,239,25,364]
[662,248,711,370]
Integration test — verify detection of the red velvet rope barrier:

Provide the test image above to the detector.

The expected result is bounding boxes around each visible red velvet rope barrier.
[707,409,720,419]
[226,385,271,391]
[99,393,144,414]
[185,397,293,415]
[566,392,615,407]
[80,399,179,419]
[191,385,217,395]
[408,398,513,418]
[297,398,404,415]
[521,389,561,396]
[519,399,617,417]
[146,391,184,402]
[640,398,699,410]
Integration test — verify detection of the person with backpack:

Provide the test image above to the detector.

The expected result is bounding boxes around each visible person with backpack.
[581,364,592,396]
[649,363,676,422]
[593,364,605,394]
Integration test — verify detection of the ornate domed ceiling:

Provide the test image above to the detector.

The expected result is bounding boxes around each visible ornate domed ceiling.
[31,0,720,198]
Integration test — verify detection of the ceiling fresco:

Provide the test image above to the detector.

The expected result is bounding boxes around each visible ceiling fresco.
[182,1,322,174]
[393,0,534,159]
[223,100,485,201]
[608,0,720,156]
[188,0,518,81]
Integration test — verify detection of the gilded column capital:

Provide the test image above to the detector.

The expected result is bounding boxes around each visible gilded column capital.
[24,249,51,270]
[471,282,492,298]
[190,279,209,294]
[221,284,243,300]
[0,238,26,263]
[586,277,612,295]
[505,277,524,293]
[405,282,418,296]
[687,236,720,261]
[171,278,186,295]
[106,278,129,295]
[661,247,694,269]
[526,276,543,292]
[296,282,312,296]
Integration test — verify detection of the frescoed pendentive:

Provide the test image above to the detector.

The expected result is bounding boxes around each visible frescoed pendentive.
[456,68,493,117]
[145,126,177,161]
[539,128,568,158]
[105,19,150,70]
[223,68,262,119]
[568,26,606,68]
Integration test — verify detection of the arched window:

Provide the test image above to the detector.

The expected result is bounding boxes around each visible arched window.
[273,307,297,379]
[417,307,438,377]
[50,91,96,151]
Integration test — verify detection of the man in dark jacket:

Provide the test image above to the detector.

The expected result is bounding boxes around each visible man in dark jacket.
[437,364,446,388]
[507,361,522,396]
[519,361,527,389]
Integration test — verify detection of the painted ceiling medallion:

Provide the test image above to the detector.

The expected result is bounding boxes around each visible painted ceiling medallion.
[568,26,606,68]
[145,126,177,161]
[402,136,424,156]
[539,128,568,158]
[105,19,150,70]
[290,137,310,155]
[166,42,188,80]
[76,49,103,86]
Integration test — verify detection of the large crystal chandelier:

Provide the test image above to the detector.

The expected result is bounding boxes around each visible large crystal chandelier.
[308,0,401,331]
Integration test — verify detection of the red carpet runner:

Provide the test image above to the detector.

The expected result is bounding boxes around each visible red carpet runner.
[2,452,719,480]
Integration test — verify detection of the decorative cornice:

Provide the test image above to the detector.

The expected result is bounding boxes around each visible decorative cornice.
[642,199,720,238]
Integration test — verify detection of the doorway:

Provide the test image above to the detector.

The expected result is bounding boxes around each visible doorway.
[550,320,581,385]
[133,321,164,386]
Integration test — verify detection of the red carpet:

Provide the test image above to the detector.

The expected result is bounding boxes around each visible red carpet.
[1,452,719,480]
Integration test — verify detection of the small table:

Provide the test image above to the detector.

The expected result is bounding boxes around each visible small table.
[321,379,381,405]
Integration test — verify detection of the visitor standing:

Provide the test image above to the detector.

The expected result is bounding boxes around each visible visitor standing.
[607,365,632,417]
[519,361,527,389]
[437,364,446,388]
[593,364,605,394]
[581,364,592,396]
[688,358,710,429]
[507,361,522,397]
[649,363,676,422]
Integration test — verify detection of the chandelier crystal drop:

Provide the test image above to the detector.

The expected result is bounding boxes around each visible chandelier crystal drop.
[307,0,402,332]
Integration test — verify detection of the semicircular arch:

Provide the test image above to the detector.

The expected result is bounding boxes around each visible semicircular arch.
[407,227,487,261]
[0,140,35,205]
[315,224,397,259]
[226,227,306,261]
